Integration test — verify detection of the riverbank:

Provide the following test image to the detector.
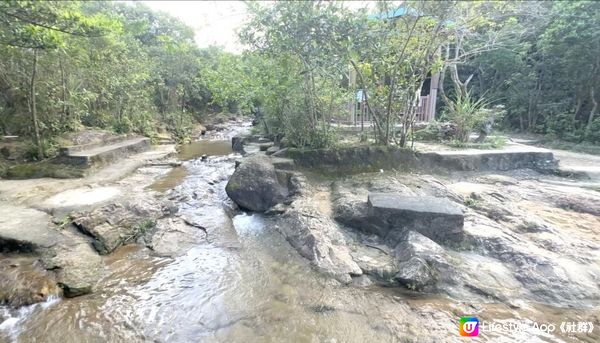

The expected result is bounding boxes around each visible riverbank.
[1,120,599,342]
[224,133,600,342]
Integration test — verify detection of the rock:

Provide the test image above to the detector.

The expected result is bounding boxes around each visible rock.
[40,186,122,215]
[271,148,289,157]
[71,197,171,254]
[265,146,280,155]
[366,193,464,245]
[225,156,287,212]
[350,244,399,280]
[394,231,447,264]
[0,205,63,252]
[274,199,362,283]
[395,257,436,290]
[40,230,103,297]
[271,157,295,170]
[257,142,274,151]
[331,182,370,229]
[146,218,206,257]
[0,256,61,307]
[231,135,245,153]
[352,275,373,287]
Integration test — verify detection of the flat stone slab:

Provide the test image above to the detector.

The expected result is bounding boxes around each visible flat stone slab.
[0,205,63,251]
[40,186,122,215]
[366,193,464,244]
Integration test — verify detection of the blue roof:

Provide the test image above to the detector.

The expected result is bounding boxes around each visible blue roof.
[369,7,416,20]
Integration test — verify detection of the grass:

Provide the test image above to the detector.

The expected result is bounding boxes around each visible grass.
[448,136,507,150]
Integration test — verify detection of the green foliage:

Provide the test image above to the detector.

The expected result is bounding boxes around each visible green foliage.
[585,118,600,144]
[444,92,490,142]
[0,1,221,157]
[460,1,600,141]
[448,136,507,150]
[23,139,58,161]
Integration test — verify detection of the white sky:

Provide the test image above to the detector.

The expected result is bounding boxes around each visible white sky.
[139,1,248,52]
[137,1,376,53]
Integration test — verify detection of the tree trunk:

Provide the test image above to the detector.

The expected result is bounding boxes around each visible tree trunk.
[588,87,598,131]
[59,54,68,125]
[30,49,43,160]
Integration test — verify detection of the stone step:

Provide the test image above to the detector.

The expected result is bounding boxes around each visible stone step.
[366,193,464,244]
[61,137,151,167]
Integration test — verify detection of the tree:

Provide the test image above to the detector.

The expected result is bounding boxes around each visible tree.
[0,0,112,159]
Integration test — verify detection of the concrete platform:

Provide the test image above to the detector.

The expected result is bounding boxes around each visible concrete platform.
[61,137,151,167]
[421,145,556,172]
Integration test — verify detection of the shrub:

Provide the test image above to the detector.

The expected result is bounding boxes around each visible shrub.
[584,117,600,143]
[444,92,490,142]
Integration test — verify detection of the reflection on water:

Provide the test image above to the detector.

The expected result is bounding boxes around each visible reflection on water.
[147,166,188,193]
[177,140,232,161]
[148,139,233,193]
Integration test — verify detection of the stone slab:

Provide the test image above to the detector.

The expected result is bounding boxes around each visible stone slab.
[366,193,464,244]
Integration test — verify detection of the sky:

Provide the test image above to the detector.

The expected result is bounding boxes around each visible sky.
[139,1,252,52]
[138,1,375,53]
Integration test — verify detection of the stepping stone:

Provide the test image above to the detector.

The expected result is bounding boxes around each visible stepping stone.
[366,193,464,244]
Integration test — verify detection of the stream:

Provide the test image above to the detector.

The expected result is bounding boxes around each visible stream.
[1,123,598,342]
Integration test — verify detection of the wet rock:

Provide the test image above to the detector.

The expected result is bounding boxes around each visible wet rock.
[226,156,287,212]
[40,230,102,297]
[231,135,245,153]
[394,257,436,290]
[71,197,172,255]
[146,217,207,257]
[0,205,63,252]
[350,244,398,280]
[0,256,61,307]
[366,193,464,245]
[274,199,362,283]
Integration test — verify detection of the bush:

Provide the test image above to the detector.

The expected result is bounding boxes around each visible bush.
[444,92,490,142]
[413,121,458,141]
[584,117,600,143]
[23,139,58,161]
[546,113,580,142]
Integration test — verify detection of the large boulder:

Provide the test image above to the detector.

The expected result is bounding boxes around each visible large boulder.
[366,193,464,244]
[226,156,287,212]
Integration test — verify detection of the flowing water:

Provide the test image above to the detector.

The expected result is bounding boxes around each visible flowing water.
[1,125,599,342]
